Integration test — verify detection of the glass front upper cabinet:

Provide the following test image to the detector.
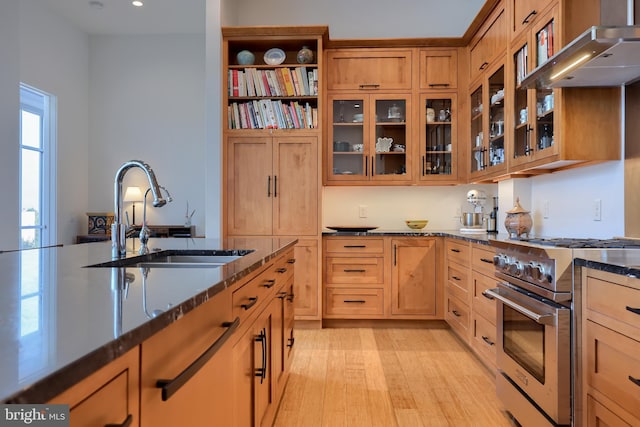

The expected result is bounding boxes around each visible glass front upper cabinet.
[420,93,456,182]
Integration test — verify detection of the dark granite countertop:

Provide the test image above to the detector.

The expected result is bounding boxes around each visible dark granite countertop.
[0,236,296,404]
[321,228,513,246]
[573,249,640,278]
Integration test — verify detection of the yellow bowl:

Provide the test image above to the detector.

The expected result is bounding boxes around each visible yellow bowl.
[405,220,428,230]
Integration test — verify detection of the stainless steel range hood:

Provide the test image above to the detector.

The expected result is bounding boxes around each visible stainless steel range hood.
[521,26,640,89]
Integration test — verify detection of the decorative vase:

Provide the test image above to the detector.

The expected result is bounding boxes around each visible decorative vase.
[296,46,314,64]
[504,197,533,238]
[236,50,255,65]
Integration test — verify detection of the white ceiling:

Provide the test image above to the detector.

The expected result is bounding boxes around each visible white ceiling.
[38,0,205,35]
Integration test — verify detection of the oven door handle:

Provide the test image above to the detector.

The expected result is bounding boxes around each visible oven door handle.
[485,288,556,326]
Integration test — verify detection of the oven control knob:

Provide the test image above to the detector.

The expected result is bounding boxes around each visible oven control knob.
[529,262,543,281]
[507,261,523,276]
[493,254,507,268]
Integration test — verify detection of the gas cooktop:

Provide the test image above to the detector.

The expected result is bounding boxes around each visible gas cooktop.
[513,237,640,249]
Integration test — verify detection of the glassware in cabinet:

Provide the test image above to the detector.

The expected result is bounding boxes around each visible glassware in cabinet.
[373,98,409,179]
[421,94,456,180]
[470,85,484,174]
[487,65,505,168]
[327,97,366,180]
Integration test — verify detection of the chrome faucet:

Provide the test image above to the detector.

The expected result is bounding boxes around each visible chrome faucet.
[139,185,173,254]
[112,160,166,258]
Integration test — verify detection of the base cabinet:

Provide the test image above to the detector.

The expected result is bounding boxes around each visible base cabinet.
[444,239,472,342]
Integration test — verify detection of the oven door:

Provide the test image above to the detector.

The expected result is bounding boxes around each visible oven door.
[486,282,571,425]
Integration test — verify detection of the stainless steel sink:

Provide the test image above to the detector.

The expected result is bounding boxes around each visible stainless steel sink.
[86,249,253,268]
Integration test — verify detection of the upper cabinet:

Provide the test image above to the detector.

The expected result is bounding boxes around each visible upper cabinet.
[326,49,413,91]
[469,5,508,84]
[510,0,555,39]
[419,48,458,90]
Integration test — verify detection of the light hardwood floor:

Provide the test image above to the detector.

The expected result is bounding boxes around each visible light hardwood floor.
[274,326,516,427]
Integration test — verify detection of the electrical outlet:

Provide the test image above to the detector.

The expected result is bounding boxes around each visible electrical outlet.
[543,200,550,219]
[359,205,368,218]
[593,199,602,221]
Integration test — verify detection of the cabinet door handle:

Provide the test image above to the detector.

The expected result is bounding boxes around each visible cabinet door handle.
[344,245,366,248]
[262,279,276,288]
[344,299,366,303]
[452,276,461,281]
[274,175,278,197]
[359,83,380,89]
[626,306,640,315]
[452,310,461,317]
[422,155,426,176]
[277,291,288,299]
[393,244,397,266]
[287,258,296,264]
[287,292,295,302]
[365,156,369,176]
[344,269,366,273]
[241,297,258,310]
[255,328,267,384]
[481,290,495,300]
[629,375,640,387]
[450,248,461,253]
[105,414,133,427]
[371,156,375,176]
[276,267,287,273]
[428,83,450,88]
[522,10,537,24]
[479,61,489,70]
[267,176,271,197]
[482,336,495,346]
[156,317,240,401]
[287,337,295,348]
[480,258,493,264]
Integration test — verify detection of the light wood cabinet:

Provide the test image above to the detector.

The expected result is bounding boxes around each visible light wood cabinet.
[419,48,458,90]
[470,243,498,372]
[48,347,140,427]
[285,238,320,320]
[510,0,555,38]
[326,93,412,184]
[226,134,318,237]
[444,238,472,342]
[582,268,640,427]
[390,237,441,317]
[418,92,459,183]
[323,236,442,320]
[469,3,507,84]
[140,288,236,427]
[326,49,413,91]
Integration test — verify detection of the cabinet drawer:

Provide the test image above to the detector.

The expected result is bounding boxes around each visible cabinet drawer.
[324,237,384,254]
[472,244,496,276]
[473,272,498,323]
[586,320,640,421]
[325,257,384,285]
[233,264,277,322]
[325,288,384,316]
[326,49,413,91]
[587,394,636,427]
[445,294,470,339]
[448,262,471,294]
[274,250,295,286]
[471,312,497,370]
[445,239,471,265]
[586,275,640,342]
[512,0,553,37]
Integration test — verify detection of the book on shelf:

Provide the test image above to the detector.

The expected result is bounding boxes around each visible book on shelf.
[228,99,317,130]
[537,21,554,67]
[228,66,317,99]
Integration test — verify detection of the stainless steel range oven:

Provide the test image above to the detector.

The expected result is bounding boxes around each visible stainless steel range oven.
[487,240,574,427]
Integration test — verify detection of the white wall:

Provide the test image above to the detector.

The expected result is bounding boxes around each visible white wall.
[226,0,485,38]
[87,34,207,233]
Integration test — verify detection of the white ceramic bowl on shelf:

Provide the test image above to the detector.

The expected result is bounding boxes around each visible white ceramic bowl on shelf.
[264,48,286,65]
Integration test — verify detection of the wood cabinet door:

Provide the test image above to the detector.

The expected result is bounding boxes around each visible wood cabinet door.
[226,136,273,235]
[419,48,458,90]
[469,6,507,83]
[512,0,553,37]
[289,238,320,319]
[326,49,413,91]
[272,135,318,236]
[390,237,438,316]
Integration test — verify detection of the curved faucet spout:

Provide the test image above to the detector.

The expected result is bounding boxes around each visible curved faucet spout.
[112,160,166,258]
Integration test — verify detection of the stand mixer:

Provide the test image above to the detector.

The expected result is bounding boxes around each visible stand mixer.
[460,189,487,232]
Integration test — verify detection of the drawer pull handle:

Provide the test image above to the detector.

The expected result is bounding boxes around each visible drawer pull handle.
[522,10,537,24]
[359,83,380,89]
[105,414,133,427]
[450,248,461,253]
[263,279,276,288]
[452,276,461,281]
[277,291,288,299]
[276,267,287,273]
[287,293,295,302]
[241,297,258,310]
[428,83,450,88]
[344,269,366,273]
[452,310,461,317]
[156,317,240,401]
[480,258,493,264]
[626,306,640,315]
[287,258,296,264]
[629,375,640,387]
[344,299,366,304]
[479,61,489,70]
[482,336,495,346]
[481,290,495,300]
[344,245,366,248]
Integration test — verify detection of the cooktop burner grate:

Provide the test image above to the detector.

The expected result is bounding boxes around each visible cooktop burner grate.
[516,238,640,248]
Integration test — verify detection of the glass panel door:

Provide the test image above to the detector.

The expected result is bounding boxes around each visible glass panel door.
[373,97,409,179]
[487,65,505,169]
[470,85,484,174]
[513,42,531,161]
[424,96,453,176]
[329,97,366,179]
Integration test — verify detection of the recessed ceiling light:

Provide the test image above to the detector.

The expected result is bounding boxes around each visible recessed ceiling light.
[132,0,144,6]
[89,0,104,9]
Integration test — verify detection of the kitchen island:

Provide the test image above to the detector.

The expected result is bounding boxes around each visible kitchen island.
[0,236,296,406]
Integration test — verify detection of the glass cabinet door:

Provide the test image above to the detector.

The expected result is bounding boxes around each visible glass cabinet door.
[513,40,531,162]
[532,11,556,157]
[470,85,484,174]
[371,96,411,181]
[487,65,505,170]
[327,97,367,181]
[421,94,456,180]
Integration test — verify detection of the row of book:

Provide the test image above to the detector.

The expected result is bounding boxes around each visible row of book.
[228,99,318,130]
[228,67,318,98]
[536,21,554,66]
[515,44,528,86]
